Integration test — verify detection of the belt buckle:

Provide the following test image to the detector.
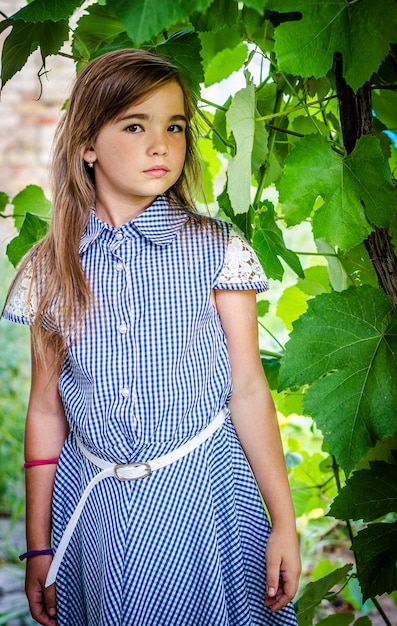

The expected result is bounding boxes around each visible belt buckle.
[114,461,152,481]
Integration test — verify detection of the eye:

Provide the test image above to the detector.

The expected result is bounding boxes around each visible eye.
[168,124,185,133]
[126,124,143,133]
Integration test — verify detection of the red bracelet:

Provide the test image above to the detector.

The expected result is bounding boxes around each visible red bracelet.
[23,458,59,468]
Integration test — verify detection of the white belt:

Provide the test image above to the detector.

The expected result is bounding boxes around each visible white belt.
[45,409,226,587]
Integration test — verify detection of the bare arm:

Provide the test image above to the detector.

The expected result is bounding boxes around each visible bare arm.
[215,289,301,611]
[24,335,69,625]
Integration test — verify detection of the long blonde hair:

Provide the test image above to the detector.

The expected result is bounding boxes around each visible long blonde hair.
[6,49,202,365]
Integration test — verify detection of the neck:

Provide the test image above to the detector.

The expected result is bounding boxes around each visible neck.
[94,195,157,227]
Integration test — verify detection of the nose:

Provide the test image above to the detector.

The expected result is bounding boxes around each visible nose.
[148,132,168,156]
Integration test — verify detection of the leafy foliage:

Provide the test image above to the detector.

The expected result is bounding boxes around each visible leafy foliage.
[0,18,69,87]
[5,186,51,267]
[1,0,397,621]
[156,31,204,96]
[354,522,397,601]
[279,286,397,475]
[295,564,353,625]
[7,213,49,267]
[278,135,397,251]
[252,200,303,281]
[106,0,214,46]
[226,81,257,215]
[265,0,397,92]
[329,460,397,523]
[329,459,397,601]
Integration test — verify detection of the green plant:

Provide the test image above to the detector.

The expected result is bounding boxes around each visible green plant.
[1,1,397,623]
[0,255,30,521]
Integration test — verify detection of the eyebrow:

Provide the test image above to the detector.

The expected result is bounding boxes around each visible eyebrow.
[118,113,188,123]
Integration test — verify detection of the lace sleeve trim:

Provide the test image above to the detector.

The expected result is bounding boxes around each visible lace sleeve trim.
[217,232,268,287]
[3,264,37,324]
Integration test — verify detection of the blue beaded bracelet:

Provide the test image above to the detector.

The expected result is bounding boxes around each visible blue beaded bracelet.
[19,548,54,561]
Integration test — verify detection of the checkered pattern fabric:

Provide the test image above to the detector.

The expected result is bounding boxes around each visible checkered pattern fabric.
[4,196,297,625]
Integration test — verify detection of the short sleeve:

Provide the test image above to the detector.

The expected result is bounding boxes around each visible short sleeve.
[2,262,37,326]
[214,232,269,292]
[3,263,59,333]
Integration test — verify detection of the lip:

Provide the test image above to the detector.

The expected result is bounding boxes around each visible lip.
[143,165,170,177]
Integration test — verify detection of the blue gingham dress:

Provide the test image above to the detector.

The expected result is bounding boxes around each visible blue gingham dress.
[4,196,297,626]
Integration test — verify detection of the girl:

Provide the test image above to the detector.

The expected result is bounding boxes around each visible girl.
[3,49,301,625]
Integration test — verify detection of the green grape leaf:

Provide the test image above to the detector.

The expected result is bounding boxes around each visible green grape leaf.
[1,18,69,87]
[72,4,126,58]
[297,266,331,297]
[373,90,397,131]
[12,185,52,232]
[273,389,304,418]
[295,564,352,625]
[305,76,331,102]
[257,299,270,318]
[199,27,242,69]
[252,117,269,176]
[292,115,329,138]
[211,98,233,156]
[353,521,397,601]
[106,0,213,46]
[197,137,222,203]
[261,355,280,392]
[279,286,397,475]
[329,460,397,522]
[265,0,397,92]
[6,213,49,268]
[226,81,255,215]
[278,134,397,252]
[205,43,248,87]
[190,0,239,32]
[242,0,268,13]
[217,186,253,240]
[339,243,379,289]
[10,0,84,22]
[276,285,309,332]
[315,239,349,293]
[156,31,204,98]
[0,192,9,213]
[256,82,277,118]
[253,200,304,281]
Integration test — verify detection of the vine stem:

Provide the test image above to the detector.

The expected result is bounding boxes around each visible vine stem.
[260,349,283,359]
[331,457,393,626]
[196,108,234,150]
[258,320,285,352]
[255,95,338,122]
[371,598,393,626]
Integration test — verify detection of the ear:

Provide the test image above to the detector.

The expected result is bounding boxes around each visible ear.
[83,147,96,165]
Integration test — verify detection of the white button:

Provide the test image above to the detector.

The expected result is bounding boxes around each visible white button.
[115,232,123,241]
[121,387,130,398]
[116,262,123,271]
[118,324,127,334]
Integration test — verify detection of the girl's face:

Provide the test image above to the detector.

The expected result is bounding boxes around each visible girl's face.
[84,81,187,218]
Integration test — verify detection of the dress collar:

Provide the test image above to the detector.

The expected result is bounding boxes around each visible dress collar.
[79,195,189,254]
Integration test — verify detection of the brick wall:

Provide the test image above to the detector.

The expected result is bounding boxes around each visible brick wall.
[0,0,76,247]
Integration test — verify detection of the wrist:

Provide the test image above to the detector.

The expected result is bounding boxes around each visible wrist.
[19,548,54,561]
